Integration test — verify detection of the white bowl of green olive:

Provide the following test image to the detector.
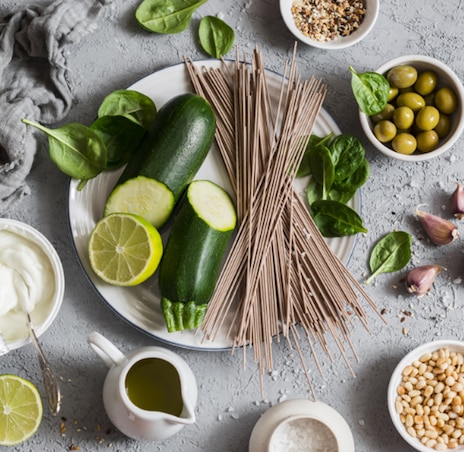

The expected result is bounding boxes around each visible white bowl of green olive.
[357,55,464,161]
[280,0,379,50]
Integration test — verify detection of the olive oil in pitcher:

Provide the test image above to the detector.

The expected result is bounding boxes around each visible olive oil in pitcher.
[125,358,183,416]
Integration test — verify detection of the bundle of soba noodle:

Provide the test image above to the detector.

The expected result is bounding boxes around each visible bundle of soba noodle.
[185,47,382,396]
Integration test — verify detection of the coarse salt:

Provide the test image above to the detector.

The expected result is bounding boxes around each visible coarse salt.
[269,417,337,452]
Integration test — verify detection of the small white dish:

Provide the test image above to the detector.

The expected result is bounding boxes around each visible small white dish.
[0,218,65,352]
[249,399,354,452]
[280,0,379,50]
[359,55,464,161]
[388,340,464,451]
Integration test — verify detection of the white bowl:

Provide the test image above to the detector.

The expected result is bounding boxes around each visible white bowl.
[249,399,354,452]
[388,340,464,451]
[0,218,65,352]
[280,0,379,50]
[359,55,464,161]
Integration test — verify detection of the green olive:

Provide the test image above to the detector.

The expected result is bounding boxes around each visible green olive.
[416,130,439,153]
[396,92,426,112]
[434,114,451,138]
[387,86,399,102]
[373,120,397,143]
[392,133,417,155]
[415,106,440,131]
[414,70,438,96]
[434,87,458,115]
[393,106,415,129]
[371,103,395,123]
[387,65,418,89]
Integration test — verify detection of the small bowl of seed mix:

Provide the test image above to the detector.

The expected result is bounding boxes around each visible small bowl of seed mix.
[280,0,379,50]
[388,340,464,451]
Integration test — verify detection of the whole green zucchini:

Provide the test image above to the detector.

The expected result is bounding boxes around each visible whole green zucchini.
[159,180,237,332]
[104,93,216,229]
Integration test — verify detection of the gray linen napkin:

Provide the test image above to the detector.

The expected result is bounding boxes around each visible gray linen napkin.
[0,0,113,212]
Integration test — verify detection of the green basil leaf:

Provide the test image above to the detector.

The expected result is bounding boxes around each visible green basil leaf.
[366,231,412,284]
[135,0,208,34]
[349,66,390,116]
[97,90,157,129]
[310,200,367,237]
[22,119,107,181]
[90,116,146,170]
[198,16,235,59]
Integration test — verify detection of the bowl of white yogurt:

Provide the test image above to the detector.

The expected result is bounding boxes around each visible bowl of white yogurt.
[0,218,64,352]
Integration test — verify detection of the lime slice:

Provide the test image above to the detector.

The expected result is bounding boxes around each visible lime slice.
[88,212,163,286]
[0,374,43,446]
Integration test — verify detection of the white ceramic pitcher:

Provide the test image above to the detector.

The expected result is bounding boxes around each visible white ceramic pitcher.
[87,331,197,441]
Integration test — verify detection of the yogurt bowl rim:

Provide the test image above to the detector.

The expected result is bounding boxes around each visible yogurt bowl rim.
[0,218,65,351]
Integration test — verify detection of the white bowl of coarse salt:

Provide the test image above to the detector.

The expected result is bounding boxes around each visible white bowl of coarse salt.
[0,218,65,353]
[280,0,379,50]
[248,399,354,452]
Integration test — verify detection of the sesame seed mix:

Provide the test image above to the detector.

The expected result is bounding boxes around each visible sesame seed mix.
[291,0,366,42]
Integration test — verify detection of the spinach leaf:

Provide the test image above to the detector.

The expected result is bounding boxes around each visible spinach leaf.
[90,116,146,170]
[297,133,333,178]
[199,16,235,59]
[349,66,390,116]
[330,134,365,181]
[22,119,107,183]
[135,0,208,34]
[366,231,412,284]
[310,200,367,237]
[332,158,370,195]
[308,145,334,199]
[97,90,157,129]
[306,177,323,206]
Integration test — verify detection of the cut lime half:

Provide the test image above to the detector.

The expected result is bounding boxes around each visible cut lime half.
[0,374,43,446]
[88,212,163,286]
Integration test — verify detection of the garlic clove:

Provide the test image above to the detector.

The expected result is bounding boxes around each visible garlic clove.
[450,182,464,220]
[406,265,445,297]
[416,205,459,245]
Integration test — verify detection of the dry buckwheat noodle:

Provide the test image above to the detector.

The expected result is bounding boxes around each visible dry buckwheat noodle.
[185,46,383,397]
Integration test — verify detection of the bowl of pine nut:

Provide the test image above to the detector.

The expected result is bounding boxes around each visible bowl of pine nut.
[388,340,464,451]
[280,0,379,50]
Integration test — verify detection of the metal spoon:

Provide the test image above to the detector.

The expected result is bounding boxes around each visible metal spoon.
[26,312,62,416]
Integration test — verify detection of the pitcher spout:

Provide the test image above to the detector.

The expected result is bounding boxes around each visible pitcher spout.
[172,399,196,425]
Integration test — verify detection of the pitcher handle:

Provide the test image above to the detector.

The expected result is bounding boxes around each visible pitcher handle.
[87,331,127,368]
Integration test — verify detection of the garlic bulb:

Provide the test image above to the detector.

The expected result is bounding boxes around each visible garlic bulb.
[406,265,445,297]
[450,182,464,220]
[416,206,459,245]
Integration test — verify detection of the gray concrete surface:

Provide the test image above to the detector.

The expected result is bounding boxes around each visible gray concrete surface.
[1,0,464,451]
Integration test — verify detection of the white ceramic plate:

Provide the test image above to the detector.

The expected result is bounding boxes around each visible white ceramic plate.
[68,60,360,351]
